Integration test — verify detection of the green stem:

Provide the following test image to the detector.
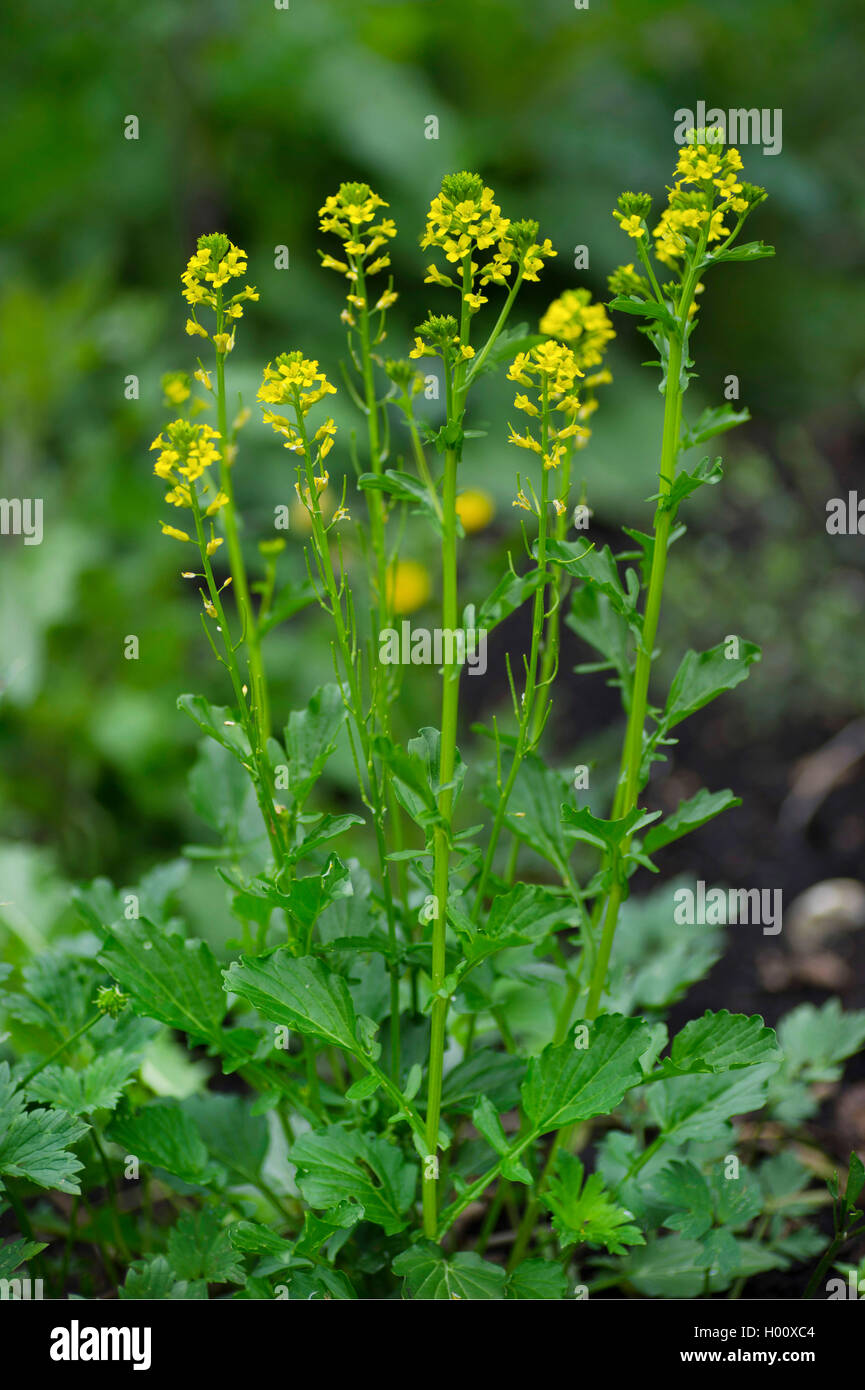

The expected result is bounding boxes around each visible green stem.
[424,441,460,1237]
[472,391,552,916]
[214,290,269,742]
[19,1012,101,1087]
[583,239,707,1020]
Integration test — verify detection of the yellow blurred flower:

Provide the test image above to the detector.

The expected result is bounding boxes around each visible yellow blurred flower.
[387,560,431,615]
[455,488,495,533]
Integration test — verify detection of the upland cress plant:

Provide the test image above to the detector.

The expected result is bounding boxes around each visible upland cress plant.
[2,134,864,1302]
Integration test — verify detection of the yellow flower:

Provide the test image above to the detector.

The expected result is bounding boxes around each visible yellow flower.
[386,560,431,615]
[181,233,250,314]
[258,353,338,447]
[613,212,646,239]
[160,522,191,542]
[152,421,222,527]
[206,537,223,556]
[186,318,208,338]
[455,489,495,533]
[540,289,615,370]
[162,372,191,405]
[505,340,586,463]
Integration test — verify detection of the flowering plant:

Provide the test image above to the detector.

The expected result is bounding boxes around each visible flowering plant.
[4,138,864,1303]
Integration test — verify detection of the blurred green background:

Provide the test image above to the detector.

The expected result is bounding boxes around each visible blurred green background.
[2,0,865,947]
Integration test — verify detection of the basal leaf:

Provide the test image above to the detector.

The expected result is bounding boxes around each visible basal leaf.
[440,1051,525,1115]
[25,1047,141,1116]
[652,1010,780,1079]
[223,950,361,1054]
[506,1258,568,1300]
[646,1063,777,1145]
[99,918,227,1047]
[392,1242,507,1300]
[119,1254,205,1300]
[0,1067,88,1195]
[166,1208,245,1284]
[289,1127,417,1235]
[542,1151,645,1254]
[107,1102,225,1188]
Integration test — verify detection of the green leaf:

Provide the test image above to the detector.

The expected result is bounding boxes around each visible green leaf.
[440,1051,525,1115]
[700,240,775,267]
[392,1242,507,1299]
[181,1094,269,1188]
[371,734,439,828]
[646,1063,777,1145]
[777,999,865,1080]
[486,753,574,873]
[0,1111,88,1195]
[661,639,761,731]
[228,1221,295,1260]
[177,694,251,762]
[658,455,723,512]
[4,951,96,1039]
[609,295,678,332]
[542,1152,645,1254]
[188,738,258,838]
[106,1102,225,1187]
[652,1010,780,1079]
[289,1127,417,1235]
[680,404,750,450]
[616,1235,707,1297]
[643,788,741,854]
[477,567,545,633]
[295,813,365,861]
[506,1258,568,1300]
[605,878,724,1013]
[283,683,347,805]
[543,542,640,632]
[561,804,660,855]
[0,1235,47,1279]
[358,470,441,528]
[567,584,633,684]
[522,1015,651,1135]
[223,951,362,1054]
[651,1160,713,1239]
[25,1047,140,1116]
[99,918,226,1047]
[119,1254,205,1300]
[464,883,574,967]
[166,1208,245,1284]
[0,1064,88,1194]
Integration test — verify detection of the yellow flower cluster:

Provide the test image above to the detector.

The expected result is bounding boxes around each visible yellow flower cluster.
[653,144,750,268]
[258,352,338,517]
[409,314,474,364]
[318,183,398,324]
[182,233,259,348]
[421,172,555,312]
[150,420,227,549]
[506,341,587,470]
[539,288,615,370]
[540,288,614,447]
